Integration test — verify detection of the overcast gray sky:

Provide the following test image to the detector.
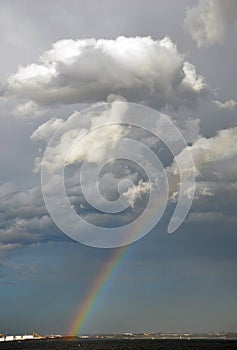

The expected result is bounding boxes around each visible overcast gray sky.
[1,0,237,335]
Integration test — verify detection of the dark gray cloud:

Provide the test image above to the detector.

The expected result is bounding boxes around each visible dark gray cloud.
[1,109,236,253]
[0,185,70,256]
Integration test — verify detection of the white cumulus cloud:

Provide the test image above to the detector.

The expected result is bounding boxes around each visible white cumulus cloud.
[184,0,237,48]
[5,36,208,109]
[213,99,236,110]
[168,126,237,185]
[31,117,64,142]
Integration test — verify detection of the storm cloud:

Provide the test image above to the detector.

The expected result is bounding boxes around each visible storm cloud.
[1,0,237,334]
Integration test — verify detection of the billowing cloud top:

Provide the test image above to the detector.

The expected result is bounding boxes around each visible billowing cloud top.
[184,0,237,48]
[5,36,207,109]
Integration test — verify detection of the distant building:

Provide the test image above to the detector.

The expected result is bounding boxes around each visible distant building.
[5,336,14,341]
[0,332,42,342]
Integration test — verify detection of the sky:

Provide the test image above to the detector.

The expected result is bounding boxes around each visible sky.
[0,0,237,336]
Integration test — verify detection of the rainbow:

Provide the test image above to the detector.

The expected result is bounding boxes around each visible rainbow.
[69,246,130,335]
[68,192,166,335]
